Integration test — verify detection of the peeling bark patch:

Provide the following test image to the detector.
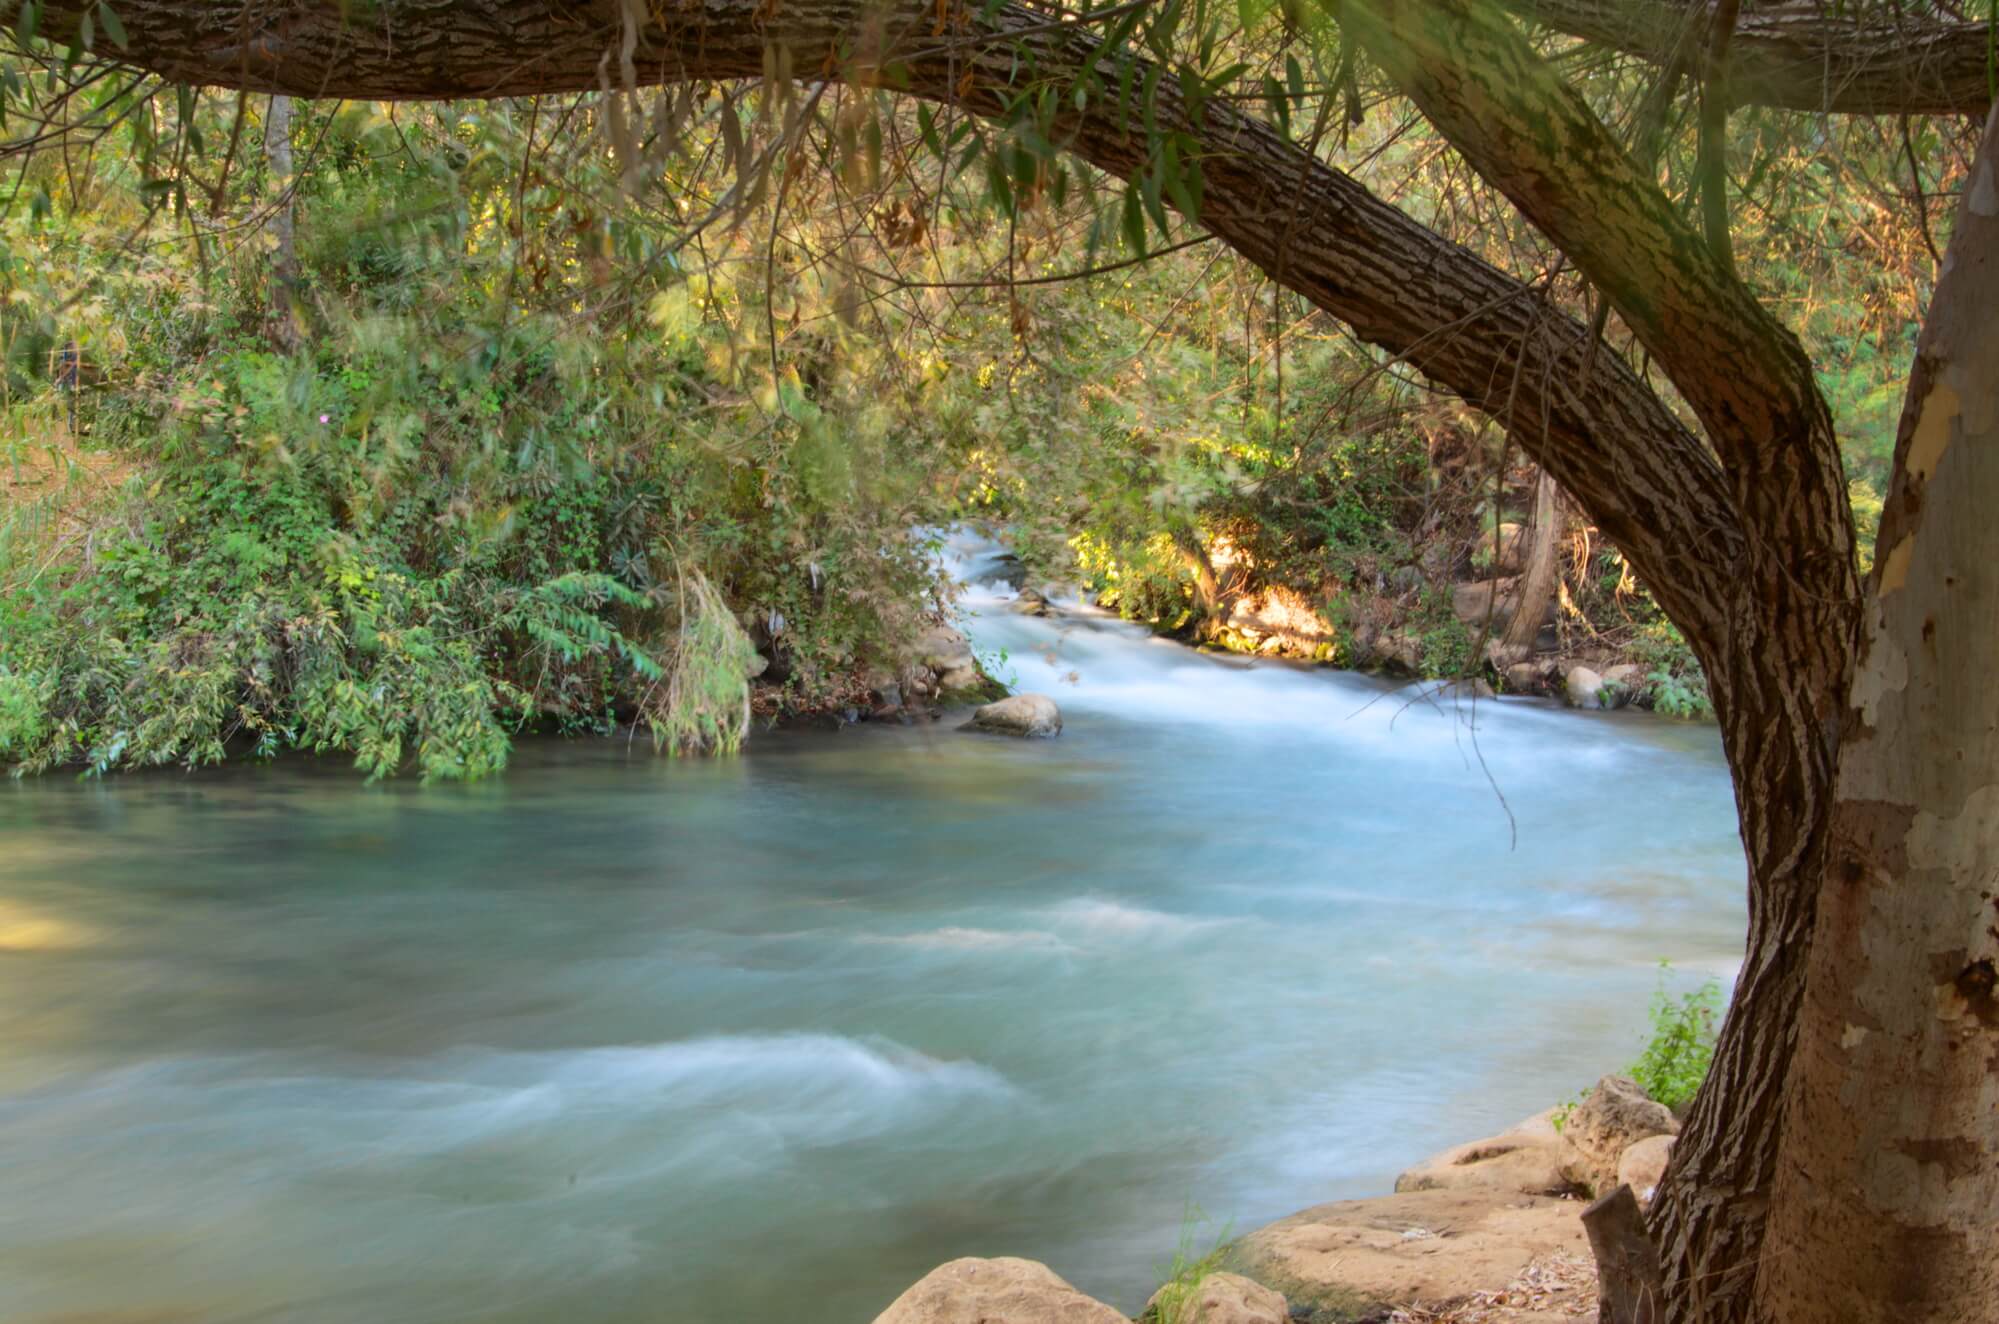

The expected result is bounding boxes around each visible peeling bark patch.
[1952,957,1998,1025]
[1906,378,1959,484]
[1835,801,1917,879]
[1893,1135,1985,1180]
[1972,156,1999,216]
[1850,608,1910,720]
[1878,537,1914,592]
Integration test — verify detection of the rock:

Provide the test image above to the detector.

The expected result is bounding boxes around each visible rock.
[937,663,983,693]
[1235,1187,1588,1321]
[1617,1133,1676,1208]
[1394,1108,1572,1197]
[917,625,976,673]
[1224,587,1337,658]
[1490,521,1526,574]
[1563,665,1605,709]
[1146,1271,1288,1324]
[1388,565,1426,596]
[1374,630,1424,675]
[1503,661,1545,694]
[1011,587,1052,617]
[871,1257,1126,1324]
[1600,663,1645,708]
[1451,578,1521,630]
[1557,1075,1680,1197]
[965,693,1062,738]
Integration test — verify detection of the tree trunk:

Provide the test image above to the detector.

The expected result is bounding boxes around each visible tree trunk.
[1500,468,1561,657]
[1495,0,1996,116]
[1345,7,1862,1317]
[263,94,299,348]
[1749,104,1999,1324]
[1169,521,1225,623]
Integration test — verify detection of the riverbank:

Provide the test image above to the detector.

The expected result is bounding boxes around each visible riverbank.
[870,1071,1692,1323]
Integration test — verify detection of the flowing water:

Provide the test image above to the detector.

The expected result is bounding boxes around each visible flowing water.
[0,535,1747,1323]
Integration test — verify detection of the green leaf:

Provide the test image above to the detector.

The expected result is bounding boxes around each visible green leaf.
[97,1,126,49]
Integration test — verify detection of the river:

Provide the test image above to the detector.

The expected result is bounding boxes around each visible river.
[0,535,1747,1322]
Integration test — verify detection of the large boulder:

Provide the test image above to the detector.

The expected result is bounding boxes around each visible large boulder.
[1563,665,1606,710]
[1601,662,1646,708]
[872,1257,1126,1324]
[965,694,1063,738]
[1011,587,1053,617]
[1235,1187,1588,1319]
[1558,1075,1680,1197]
[1373,629,1425,675]
[918,624,977,673]
[1145,1271,1287,1324]
[1617,1133,1677,1209]
[1394,1108,1573,1197]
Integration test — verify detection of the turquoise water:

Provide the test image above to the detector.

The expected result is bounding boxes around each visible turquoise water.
[0,547,1746,1322]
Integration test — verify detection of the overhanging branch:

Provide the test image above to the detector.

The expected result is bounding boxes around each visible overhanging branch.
[1498,0,1995,116]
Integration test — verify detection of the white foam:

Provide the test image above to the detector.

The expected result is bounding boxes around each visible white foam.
[860,926,1078,955]
[1041,897,1229,940]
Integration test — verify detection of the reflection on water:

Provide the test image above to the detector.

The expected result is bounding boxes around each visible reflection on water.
[0,542,1746,1322]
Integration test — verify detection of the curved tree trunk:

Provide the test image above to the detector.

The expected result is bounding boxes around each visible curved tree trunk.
[1499,468,1561,658]
[1750,105,1999,1324]
[1169,519,1225,623]
[1344,6,1861,1317]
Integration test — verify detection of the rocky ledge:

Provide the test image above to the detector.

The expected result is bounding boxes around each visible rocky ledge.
[862,1073,1683,1324]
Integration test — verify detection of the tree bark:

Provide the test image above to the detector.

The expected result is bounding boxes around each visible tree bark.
[1497,0,1997,116]
[1500,468,1561,657]
[1344,6,1862,1319]
[1750,104,1999,1324]
[263,93,300,348]
[1169,519,1225,623]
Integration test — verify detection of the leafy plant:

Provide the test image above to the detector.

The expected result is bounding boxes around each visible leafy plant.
[1630,963,1723,1113]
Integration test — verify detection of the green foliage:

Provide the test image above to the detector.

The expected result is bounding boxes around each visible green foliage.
[2,22,1968,775]
[1630,621,1713,720]
[1629,964,1723,1113]
[1550,1086,1590,1136]
[0,99,949,778]
[1144,1211,1233,1324]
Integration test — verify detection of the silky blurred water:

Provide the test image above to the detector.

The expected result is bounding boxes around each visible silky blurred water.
[0,536,1747,1323]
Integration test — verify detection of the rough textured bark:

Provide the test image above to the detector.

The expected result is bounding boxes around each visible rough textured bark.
[1584,1185,1666,1324]
[1498,0,1997,116]
[1751,105,1999,1324]
[1345,4,1862,1319]
[1499,468,1560,656]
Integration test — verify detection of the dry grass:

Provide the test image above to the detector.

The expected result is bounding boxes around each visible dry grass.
[1,407,137,596]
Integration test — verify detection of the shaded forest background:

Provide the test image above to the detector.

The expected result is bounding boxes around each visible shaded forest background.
[0,6,1970,782]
